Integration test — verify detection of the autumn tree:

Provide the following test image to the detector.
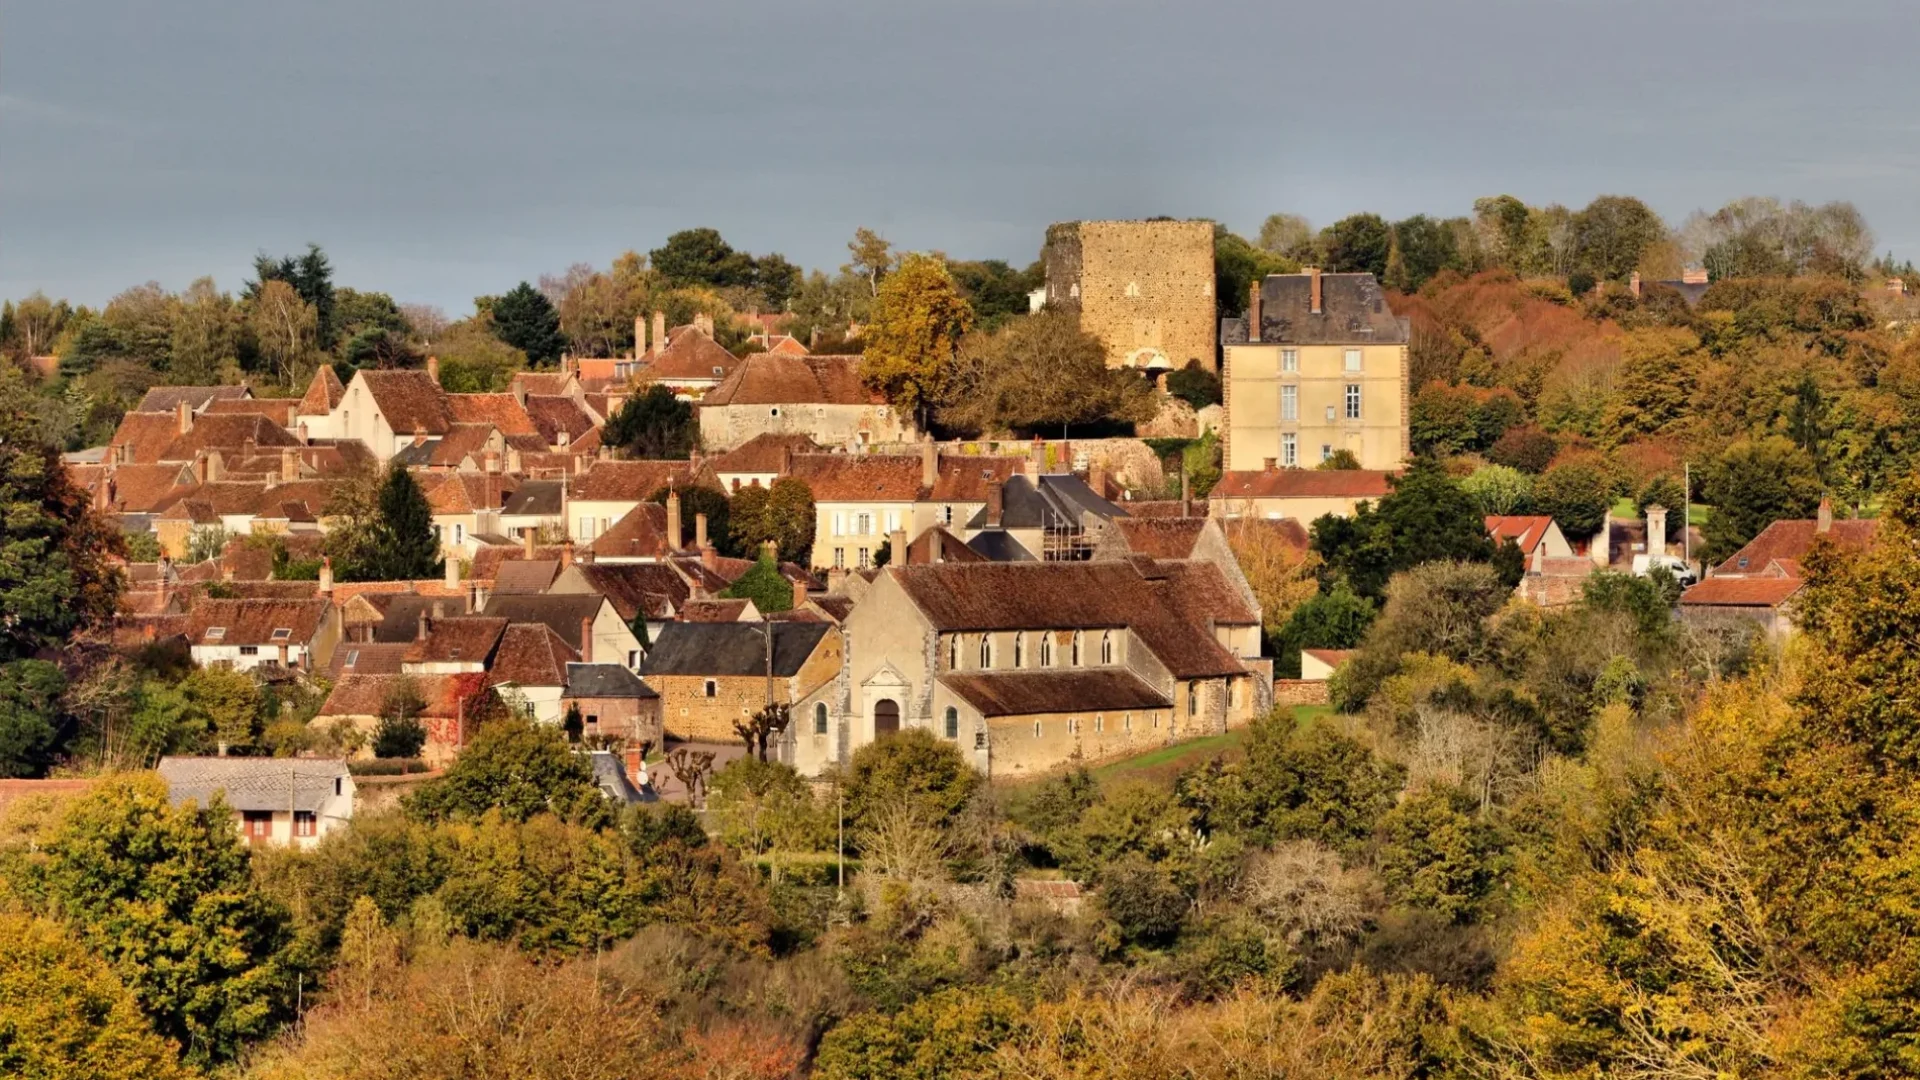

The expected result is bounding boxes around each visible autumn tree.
[721,555,795,614]
[1531,461,1613,539]
[941,309,1155,435]
[35,775,296,1066]
[248,278,317,386]
[168,277,241,385]
[844,226,896,297]
[728,477,815,564]
[1258,212,1316,259]
[406,715,607,825]
[0,913,192,1080]
[1322,213,1393,278]
[860,254,974,424]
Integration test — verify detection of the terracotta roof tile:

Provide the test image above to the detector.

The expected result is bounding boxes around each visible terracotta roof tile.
[1302,648,1356,667]
[1211,469,1395,501]
[487,623,578,687]
[701,354,879,406]
[525,395,599,445]
[185,598,329,646]
[297,366,346,416]
[572,460,704,502]
[1111,518,1210,559]
[202,398,300,426]
[358,370,453,435]
[711,433,821,476]
[134,386,250,413]
[1716,518,1879,575]
[425,471,516,515]
[564,563,691,622]
[468,545,571,584]
[790,453,922,502]
[1680,577,1804,607]
[928,455,1022,502]
[588,503,674,560]
[446,393,538,436]
[682,598,754,622]
[156,414,302,464]
[1485,515,1556,555]
[508,372,578,398]
[109,412,191,465]
[642,327,740,383]
[403,616,509,664]
[318,672,491,720]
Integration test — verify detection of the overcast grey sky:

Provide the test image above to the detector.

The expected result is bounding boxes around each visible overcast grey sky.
[4,0,1915,312]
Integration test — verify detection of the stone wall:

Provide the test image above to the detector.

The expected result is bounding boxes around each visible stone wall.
[984,706,1176,779]
[1272,679,1331,707]
[867,437,1169,496]
[1044,221,1218,373]
[655,673,777,743]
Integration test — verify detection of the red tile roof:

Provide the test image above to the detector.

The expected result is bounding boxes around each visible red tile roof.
[1716,518,1879,575]
[319,672,491,720]
[298,366,346,416]
[1680,577,1804,607]
[525,395,600,446]
[404,617,510,664]
[185,598,329,646]
[572,460,704,502]
[1302,648,1356,668]
[1211,469,1395,501]
[711,433,821,476]
[1112,518,1210,559]
[202,398,300,426]
[702,354,879,407]
[509,372,578,398]
[445,393,538,436]
[928,455,1022,502]
[589,503,675,560]
[564,563,691,622]
[642,327,740,383]
[1485,515,1557,555]
[791,453,922,502]
[358,370,453,435]
[488,623,578,686]
[109,412,192,465]
[682,598,754,622]
[424,471,515,515]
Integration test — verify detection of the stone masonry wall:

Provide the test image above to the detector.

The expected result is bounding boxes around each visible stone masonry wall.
[1272,679,1331,707]
[1044,221,1218,374]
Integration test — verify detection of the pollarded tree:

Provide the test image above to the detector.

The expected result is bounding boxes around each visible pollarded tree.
[37,774,297,1066]
[861,253,974,425]
[488,282,566,366]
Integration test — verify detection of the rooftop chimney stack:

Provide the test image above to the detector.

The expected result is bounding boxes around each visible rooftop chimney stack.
[1306,267,1323,314]
[319,556,333,596]
[1181,468,1193,518]
[889,529,907,568]
[827,567,847,595]
[792,576,808,611]
[694,312,714,338]
[417,608,429,642]
[426,355,440,385]
[177,400,192,435]
[1645,504,1667,559]
[921,435,937,489]
[444,555,460,590]
[205,450,224,484]
[1817,496,1834,534]
[1248,280,1263,342]
[986,481,1004,527]
[1027,437,1045,479]
[694,511,708,551]
[524,529,536,559]
[579,616,593,664]
[666,490,683,551]
[653,312,667,355]
[634,315,646,359]
[701,543,717,572]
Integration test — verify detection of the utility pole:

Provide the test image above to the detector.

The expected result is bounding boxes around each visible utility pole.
[1683,461,1692,568]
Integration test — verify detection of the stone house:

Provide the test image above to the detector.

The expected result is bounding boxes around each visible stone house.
[325,369,455,462]
[157,756,354,850]
[313,672,494,766]
[565,459,711,547]
[561,664,662,749]
[186,597,339,673]
[639,318,744,398]
[1679,498,1880,638]
[1221,269,1410,472]
[485,622,580,723]
[817,558,1264,779]
[698,353,908,451]
[640,621,840,744]
[795,445,1023,571]
[960,471,1129,563]
[711,433,821,492]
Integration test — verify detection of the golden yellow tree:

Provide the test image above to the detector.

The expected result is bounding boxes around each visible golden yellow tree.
[859,254,973,425]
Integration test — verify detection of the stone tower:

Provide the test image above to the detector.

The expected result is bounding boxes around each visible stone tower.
[1042,220,1218,374]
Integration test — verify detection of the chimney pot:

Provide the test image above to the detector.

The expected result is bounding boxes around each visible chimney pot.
[653,312,667,356]
[177,400,192,435]
[921,435,937,489]
[1248,280,1263,342]
[524,529,536,559]
[667,491,683,551]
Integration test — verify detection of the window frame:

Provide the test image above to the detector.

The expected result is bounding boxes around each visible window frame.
[1282,433,1297,467]
[1280,384,1297,421]
[1343,348,1362,372]
[1281,348,1298,372]
[1345,383,1362,420]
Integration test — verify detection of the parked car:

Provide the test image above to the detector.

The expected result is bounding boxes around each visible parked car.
[1631,553,1698,588]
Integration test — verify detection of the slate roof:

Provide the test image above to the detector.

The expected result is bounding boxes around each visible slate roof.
[135,386,251,413]
[365,594,474,642]
[565,663,657,699]
[588,750,656,804]
[479,594,608,651]
[905,525,989,565]
[701,354,879,406]
[640,621,831,678]
[185,598,329,646]
[157,757,348,814]
[966,529,1036,562]
[1210,469,1395,501]
[940,670,1170,717]
[962,473,1127,530]
[1222,272,1411,346]
[358,370,453,435]
[891,560,1247,678]
[501,480,565,516]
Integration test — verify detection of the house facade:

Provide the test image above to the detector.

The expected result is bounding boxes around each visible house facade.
[697,353,909,451]
[157,756,355,850]
[1221,269,1410,472]
[640,622,840,744]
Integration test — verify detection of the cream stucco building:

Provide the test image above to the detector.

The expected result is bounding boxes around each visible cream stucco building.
[1222,269,1410,473]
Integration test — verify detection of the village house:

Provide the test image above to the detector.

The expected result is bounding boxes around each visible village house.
[1679,498,1878,637]
[794,444,1023,571]
[711,433,821,492]
[697,352,908,451]
[185,597,338,673]
[1221,269,1410,472]
[313,672,493,766]
[640,621,840,744]
[814,558,1264,779]
[485,622,581,723]
[561,664,662,748]
[565,459,711,546]
[638,314,744,398]
[551,561,693,644]
[1485,515,1575,572]
[960,469,1128,563]
[157,756,354,850]
[1208,467,1394,523]
[479,592,645,671]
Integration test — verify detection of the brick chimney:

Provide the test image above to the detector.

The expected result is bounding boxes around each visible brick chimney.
[653,311,667,356]
[921,435,937,489]
[792,576,808,610]
[524,529,536,559]
[827,566,847,595]
[560,540,573,567]
[694,312,714,338]
[176,400,192,435]
[633,315,646,359]
[986,480,1004,527]
[1088,459,1106,499]
[444,555,460,590]
[579,616,593,663]
[1247,280,1262,342]
[1645,504,1667,559]
[889,528,907,567]
[417,608,429,642]
[624,744,646,787]
[1817,496,1833,534]
[1263,457,1277,472]
[281,448,299,482]
[701,544,718,571]
[694,511,708,551]
[426,354,440,385]
[1027,437,1045,479]
[1305,267,1323,314]
[318,556,333,596]
[667,491,683,551]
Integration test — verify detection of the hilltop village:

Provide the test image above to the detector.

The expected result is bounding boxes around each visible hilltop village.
[8,199,1920,1077]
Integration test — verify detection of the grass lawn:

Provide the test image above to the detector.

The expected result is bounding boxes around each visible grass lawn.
[996,705,1334,800]
[1611,497,1710,526]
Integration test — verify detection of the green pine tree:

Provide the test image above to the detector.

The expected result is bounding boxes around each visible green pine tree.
[489,282,566,366]
[373,465,441,581]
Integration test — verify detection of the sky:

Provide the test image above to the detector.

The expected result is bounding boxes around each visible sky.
[4,0,1916,313]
